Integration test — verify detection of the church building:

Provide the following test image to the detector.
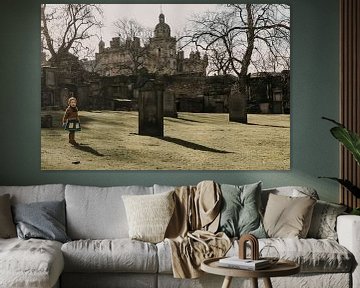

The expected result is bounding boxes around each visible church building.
[94,13,208,77]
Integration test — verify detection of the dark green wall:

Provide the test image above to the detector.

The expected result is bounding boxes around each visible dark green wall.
[0,0,340,202]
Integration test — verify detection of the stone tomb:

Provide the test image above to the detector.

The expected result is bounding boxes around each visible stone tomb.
[138,79,164,137]
[163,91,178,118]
[229,81,248,123]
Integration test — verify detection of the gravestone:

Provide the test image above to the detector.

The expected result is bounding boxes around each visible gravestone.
[229,81,247,123]
[163,91,178,118]
[138,79,164,137]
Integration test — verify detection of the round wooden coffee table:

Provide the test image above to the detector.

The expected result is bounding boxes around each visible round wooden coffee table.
[201,257,300,288]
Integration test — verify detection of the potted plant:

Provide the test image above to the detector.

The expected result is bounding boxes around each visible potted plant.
[320,117,360,215]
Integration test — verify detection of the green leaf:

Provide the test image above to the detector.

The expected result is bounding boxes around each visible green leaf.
[322,116,344,127]
[351,208,360,215]
[330,126,360,165]
[319,177,360,199]
[322,117,360,165]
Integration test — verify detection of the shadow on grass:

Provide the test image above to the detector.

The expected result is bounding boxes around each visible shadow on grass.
[157,136,232,154]
[165,117,203,125]
[73,144,104,156]
[176,117,203,123]
[247,122,289,129]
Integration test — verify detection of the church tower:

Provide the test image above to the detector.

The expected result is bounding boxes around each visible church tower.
[154,13,171,38]
[147,13,177,75]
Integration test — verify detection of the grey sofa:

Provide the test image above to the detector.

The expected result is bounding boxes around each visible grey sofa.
[0,184,359,288]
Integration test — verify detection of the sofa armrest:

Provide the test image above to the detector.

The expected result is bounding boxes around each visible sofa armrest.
[337,215,360,288]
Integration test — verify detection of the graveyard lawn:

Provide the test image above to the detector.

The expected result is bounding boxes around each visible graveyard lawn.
[41,111,290,170]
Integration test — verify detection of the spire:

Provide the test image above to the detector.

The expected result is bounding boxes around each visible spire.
[154,8,170,38]
[159,13,165,24]
[159,4,165,23]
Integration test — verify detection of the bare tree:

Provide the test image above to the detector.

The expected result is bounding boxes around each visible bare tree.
[182,4,290,122]
[113,18,152,46]
[206,42,232,76]
[41,4,103,65]
[111,18,153,75]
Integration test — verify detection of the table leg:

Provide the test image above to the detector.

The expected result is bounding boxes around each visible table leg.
[251,278,258,288]
[221,276,233,288]
[263,277,273,288]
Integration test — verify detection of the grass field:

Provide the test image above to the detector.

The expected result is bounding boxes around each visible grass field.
[41,111,290,170]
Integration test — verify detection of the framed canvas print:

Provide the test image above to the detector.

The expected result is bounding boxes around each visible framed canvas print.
[40,4,290,170]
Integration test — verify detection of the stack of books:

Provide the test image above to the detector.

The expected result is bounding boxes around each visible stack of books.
[218,257,271,270]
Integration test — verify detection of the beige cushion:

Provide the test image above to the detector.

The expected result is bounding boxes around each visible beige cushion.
[122,191,175,243]
[263,193,316,238]
[261,186,319,213]
[0,194,16,238]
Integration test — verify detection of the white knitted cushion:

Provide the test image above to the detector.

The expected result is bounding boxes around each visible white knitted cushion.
[122,191,175,243]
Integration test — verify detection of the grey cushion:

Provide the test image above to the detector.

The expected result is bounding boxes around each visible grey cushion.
[65,185,154,239]
[307,200,347,240]
[12,200,70,243]
[0,238,64,288]
[61,239,158,273]
[0,194,16,238]
[218,182,266,238]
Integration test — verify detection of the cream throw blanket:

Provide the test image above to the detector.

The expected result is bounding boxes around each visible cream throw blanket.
[165,181,231,278]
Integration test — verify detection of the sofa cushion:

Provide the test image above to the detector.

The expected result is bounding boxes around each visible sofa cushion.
[0,194,16,238]
[61,239,158,273]
[61,273,157,288]
[231,238,353,273]
[218,182,266,238]
[12,200,70,243]
[0,238,64,288]
[0,184,65,204]
[153,184,176,194]
[158,237,353,274]
[157,240,173,274]
[307,200,347,240]
[261,186,319,212]
[65,185,153,239]
[263,193,316,238]
[262,238,353,273]
[122,191,175,243]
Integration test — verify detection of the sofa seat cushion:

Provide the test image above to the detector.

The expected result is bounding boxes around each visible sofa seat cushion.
[0,238,64,288]
[261,238,353,272]
[62,239,158,273]
[157,238,354,274]
[230,238,353,273]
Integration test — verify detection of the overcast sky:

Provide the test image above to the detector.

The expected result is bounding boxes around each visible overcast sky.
[99,4,219,52]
